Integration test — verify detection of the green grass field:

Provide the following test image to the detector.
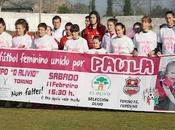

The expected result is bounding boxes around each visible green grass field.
[0,107,175,130]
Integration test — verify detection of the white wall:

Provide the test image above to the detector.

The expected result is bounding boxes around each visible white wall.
[0,12,166,33]
[0,12,88,32]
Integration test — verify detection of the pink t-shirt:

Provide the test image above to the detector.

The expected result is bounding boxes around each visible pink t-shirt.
[33,35,58,50]
[134,30,157,56]
[158,25,175,55]
[111,35,134,55]
[0,32,12,48]
[12,34,32,49]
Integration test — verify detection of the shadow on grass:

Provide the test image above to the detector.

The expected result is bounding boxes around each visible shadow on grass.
[0,100,173,115]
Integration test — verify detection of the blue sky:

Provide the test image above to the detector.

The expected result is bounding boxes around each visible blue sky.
[67,0,175,16]
[67,0,107,16]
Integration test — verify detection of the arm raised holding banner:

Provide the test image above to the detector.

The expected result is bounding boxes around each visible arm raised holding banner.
[157,61,175,110]
[161,79,175,104]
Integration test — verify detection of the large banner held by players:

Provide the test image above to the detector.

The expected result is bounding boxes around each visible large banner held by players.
[0,48,175,113]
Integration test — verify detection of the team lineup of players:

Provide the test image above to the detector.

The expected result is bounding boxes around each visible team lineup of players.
[1,10,175,110]
[0,10,175,56]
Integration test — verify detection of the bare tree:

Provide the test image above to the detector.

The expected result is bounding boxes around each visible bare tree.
[0,0,6,11]
[113,0,123,9]
[132,0,143,15]
[106,0,114,16]
[113,0,124,15]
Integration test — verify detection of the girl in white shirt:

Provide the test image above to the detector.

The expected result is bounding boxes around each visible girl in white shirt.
[12,19,32,49]
[111,23,134,55]
[0,18,12,48]
[88,35,106,54]
[33,23,58,50]
[158,11,175,55]
[64,24,89,53]
[101,18,117,53]
[133,16,157,56]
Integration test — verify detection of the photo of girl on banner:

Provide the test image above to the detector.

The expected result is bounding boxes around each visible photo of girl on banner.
[155,60,175,111]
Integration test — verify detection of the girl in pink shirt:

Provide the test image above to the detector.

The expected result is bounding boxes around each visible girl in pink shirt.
[33,23,58,50]
[101,18,117,53]
[111,23,134,55]
[0,18,12,48]
[133,16,157,56]
[12,19,32,49]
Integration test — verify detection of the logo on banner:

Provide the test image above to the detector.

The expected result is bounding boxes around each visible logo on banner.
[143,88,159,105]
[123,77,140,96]
[0,76,8,87]
[0,76,10,98]
[92,75,111,91]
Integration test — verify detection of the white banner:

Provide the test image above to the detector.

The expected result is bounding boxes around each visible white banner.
[0,49,174,113]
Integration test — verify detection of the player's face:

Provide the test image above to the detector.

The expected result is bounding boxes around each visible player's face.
[53,19,61,29]
[15,24,25,36]
[85,18,90,27]
[93,39,100,49]
[115,25,124,37]
[166,66,175,83]
[65,26,71,36]
[165,14,175,26]
[90,14,97,25]
[0,23,5,34]
[72,31,79,40]
[142,21,151,31]
[38,27,46,37]
[46,27,52,36]
[107,21,115,32]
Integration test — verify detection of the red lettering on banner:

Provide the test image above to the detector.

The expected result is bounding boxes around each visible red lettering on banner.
[0,49,159,75]
[20,53,48,64]
[11,69,39,77]
[0,51,18,62]
[14,78,32,85]
[0,68,8,75]
[130,61,139,73]
[51,56,69,65]
[49,72,78,81]
[18,69,38,77]
[92,57,102,71]
[91,56,154,75]
[141,59,153,74]
[46,81,78,89]
[103,57,115,72]
[115,60,128,73]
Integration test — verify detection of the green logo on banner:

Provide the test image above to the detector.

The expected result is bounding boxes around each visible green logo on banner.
[92,75,111,91]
